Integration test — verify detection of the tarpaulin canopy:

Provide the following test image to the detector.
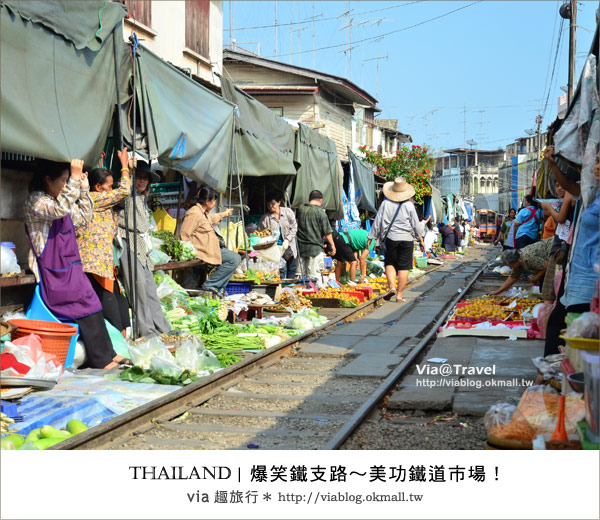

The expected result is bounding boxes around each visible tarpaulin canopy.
[134,46,235,193]
[348,147,377,213]
[2,1,126,51]
[220,76,296,177]
[0,4,129,166]
[292,123,343,218]
[431,186,443,224]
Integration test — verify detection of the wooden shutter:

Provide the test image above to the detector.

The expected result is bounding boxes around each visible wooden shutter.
[123,0,152,28]
[186,0,210,58]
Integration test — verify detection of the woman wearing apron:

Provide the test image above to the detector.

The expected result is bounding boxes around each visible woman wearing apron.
[24,159,128,369]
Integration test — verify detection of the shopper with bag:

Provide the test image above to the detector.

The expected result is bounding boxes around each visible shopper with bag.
[513,195,543,249]
[25,159,126,369]
[118,162,171,337]
[367,178,424,302]
[258,191,298,280]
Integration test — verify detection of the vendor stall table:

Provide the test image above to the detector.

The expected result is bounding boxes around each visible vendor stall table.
[152,259,204,271]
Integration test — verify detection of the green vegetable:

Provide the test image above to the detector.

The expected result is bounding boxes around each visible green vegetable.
[34,437,65,450]
[1,438,16,450]
[41,425,72,439]
[66,420,88,435]
[25,428,42,443]
[3,434,25,448]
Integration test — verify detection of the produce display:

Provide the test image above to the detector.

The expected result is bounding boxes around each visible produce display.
[252,229,272,238]
[277,289,313,310]
[362,276,389,293]
[305,288,363,307]
[153,230,197,262]
[452,296,543,321]
[1,420,88,450]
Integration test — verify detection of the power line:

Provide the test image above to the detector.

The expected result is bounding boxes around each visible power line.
[264,1,483,59]
[541,17,566,122]
[539,0,561,114]
[224,1,423,32]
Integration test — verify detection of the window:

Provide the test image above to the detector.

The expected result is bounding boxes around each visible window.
[269,107,284,117]
[123,0,152,28]
[186,0,210,58]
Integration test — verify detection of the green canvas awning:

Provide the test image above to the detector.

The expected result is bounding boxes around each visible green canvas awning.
[348,147,376,213]
[220,76,296,177]
[0,4,128,165]
[134,46,235,192]
[3,1,126,51]
[292,123,343,217]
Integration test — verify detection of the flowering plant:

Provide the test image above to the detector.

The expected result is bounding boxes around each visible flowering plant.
[358,144,434,205]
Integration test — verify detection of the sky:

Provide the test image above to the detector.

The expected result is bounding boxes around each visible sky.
[222,0,598,155]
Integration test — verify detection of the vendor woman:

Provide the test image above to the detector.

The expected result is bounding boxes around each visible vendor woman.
[76,148,132,337]
[24,159,126,369]
[180,186,238,298]
[117,162,171,338]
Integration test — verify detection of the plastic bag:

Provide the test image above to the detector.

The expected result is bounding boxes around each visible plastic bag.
[0,334,62,380]
[484,402,536,441]
[2,311,27,322]
[256,243,282,264]
[150,248,171,266]
[175,336,221,373]
[180,241,198,262]
[128,337,170,369]
[483,403,516,430]
[153,207,177,233]
[566,312,600,339]
[0,246,20,274]
[536,303,556,339]
[156,280,176,300]
[150,351,183,378]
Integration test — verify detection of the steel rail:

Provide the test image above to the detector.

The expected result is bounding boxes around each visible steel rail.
[324,261,489,449]
[52,262,448,450]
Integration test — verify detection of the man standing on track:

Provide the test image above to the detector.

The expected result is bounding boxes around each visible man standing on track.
[296,190,336,282]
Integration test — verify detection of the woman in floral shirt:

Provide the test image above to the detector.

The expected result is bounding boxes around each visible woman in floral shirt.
[76,148,132,337]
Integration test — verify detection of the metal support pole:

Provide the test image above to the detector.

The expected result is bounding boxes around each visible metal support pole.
[568,0,577,106]
[129,34,139,339]
[114,23,136,339]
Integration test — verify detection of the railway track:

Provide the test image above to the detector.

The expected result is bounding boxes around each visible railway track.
[54,251,493,450]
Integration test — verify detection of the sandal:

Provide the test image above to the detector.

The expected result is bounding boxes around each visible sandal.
[113,356,133,367]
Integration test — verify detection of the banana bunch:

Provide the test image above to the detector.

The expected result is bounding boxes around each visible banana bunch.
[1,412,16,433]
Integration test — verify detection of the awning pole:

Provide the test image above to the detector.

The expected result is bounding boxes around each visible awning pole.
[114,22,136,340]
[129,33,139,339]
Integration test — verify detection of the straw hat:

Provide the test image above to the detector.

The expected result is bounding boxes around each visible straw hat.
[382,177,415,202]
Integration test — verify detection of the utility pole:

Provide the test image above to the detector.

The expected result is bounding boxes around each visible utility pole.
[363,54,388,100]
[568,0,577,106]
[274,1,278,57]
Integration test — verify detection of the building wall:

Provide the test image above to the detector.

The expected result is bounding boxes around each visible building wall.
[224,63,315,86]
[316,97,352,162]
[123,1,223,86]
[249,94,316,124]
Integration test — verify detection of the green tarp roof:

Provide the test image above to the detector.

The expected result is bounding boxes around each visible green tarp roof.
[220,76,296,177]
[2,1,127,51]
[348,147,376,213]
[0,3,127,165]
[135,46,235,192]
[292,123,343,217]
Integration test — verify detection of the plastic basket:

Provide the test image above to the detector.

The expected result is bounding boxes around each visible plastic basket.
[8,319,77,367]
[416,257,428,269]
[224,282,253,296]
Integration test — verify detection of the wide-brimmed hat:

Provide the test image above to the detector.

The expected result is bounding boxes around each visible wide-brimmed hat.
[136,161,161,184]
[382,177,415,202]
